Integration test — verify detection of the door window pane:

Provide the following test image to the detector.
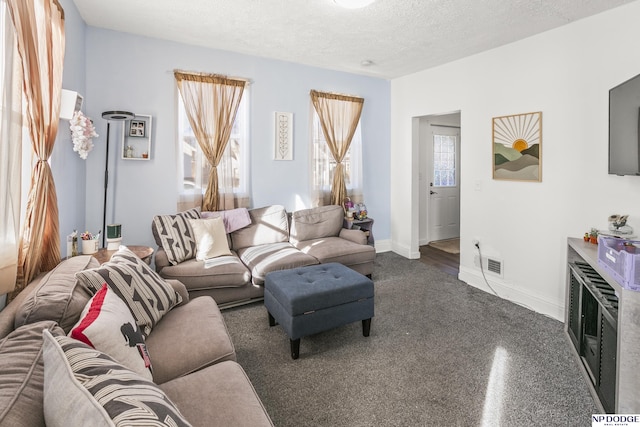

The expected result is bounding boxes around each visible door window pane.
[433,134,456,187]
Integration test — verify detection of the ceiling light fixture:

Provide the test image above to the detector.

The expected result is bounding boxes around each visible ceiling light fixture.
[334,0,375,9]
[361,60,374,66]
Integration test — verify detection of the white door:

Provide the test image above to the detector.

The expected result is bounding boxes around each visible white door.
[428,127,460,241]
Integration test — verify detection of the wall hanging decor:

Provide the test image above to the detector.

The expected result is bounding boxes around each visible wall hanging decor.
[274,111,293,160]
[69,111,98,159]
[492,111,542,182]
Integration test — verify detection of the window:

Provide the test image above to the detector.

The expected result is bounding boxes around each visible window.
[177,91,249,209]
[433,134,456,187]
[311,111,362,196]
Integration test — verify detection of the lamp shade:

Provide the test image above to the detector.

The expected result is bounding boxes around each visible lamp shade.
[102,111,135,121]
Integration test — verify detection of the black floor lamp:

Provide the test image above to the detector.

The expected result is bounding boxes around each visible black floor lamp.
[101,110,135,248]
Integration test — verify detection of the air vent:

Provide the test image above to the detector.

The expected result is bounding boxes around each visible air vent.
[474,255,504,278]
[487,258,502,275]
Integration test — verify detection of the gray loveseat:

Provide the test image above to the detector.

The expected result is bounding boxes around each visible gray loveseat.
[0,255,273,426]
[154,204,376,308]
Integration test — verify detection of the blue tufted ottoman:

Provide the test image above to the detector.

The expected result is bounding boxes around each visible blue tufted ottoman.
[264,263,374,359]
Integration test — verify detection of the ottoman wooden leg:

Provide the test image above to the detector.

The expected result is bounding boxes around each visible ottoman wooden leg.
[362,318,371,337]
[268,311,277,327]
[290,339,300,360]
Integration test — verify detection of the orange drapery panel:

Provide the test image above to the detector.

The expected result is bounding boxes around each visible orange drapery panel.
[174,71,246,211]
[310,90,364,207]
[7,0,65,300]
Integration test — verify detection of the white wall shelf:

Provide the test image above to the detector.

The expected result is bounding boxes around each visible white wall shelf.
[122,114,152,160]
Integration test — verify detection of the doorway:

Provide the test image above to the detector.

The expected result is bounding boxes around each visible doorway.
[418,112,461,259]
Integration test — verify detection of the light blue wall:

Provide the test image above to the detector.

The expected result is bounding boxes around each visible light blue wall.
[79,28,391,249]
[52,0,86,254]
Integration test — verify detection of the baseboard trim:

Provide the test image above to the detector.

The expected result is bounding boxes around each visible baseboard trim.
[458,266,564,321]
[391,241,420,259]
[374,239,392,253]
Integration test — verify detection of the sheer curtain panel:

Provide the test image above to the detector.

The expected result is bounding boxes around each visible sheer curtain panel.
[0,0,22,295]
[7,0,65,300]
[175,71,247,211]
[310,90,364,207]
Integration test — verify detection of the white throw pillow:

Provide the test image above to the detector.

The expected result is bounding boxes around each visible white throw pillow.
[69,284,153,380]
[188,217,232,260]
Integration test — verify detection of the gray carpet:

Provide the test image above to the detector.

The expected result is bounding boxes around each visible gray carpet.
[222,252,597,427]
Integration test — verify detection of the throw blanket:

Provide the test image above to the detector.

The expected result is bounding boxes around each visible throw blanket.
[201,208,251,233]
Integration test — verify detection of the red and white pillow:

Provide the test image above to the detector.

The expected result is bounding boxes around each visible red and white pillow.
[69,284,153,380]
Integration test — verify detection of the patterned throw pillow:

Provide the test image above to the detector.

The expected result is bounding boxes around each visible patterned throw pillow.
[70,284,153,380]
[152,208,200,265]
[75,246,182,337]
[42,330,192,427]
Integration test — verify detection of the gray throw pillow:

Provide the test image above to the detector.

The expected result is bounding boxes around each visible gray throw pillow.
[0,321,65,427]
[14,255,99,333]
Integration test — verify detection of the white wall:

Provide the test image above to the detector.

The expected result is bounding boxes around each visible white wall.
[74,28,390,252]
[391,1,640,320]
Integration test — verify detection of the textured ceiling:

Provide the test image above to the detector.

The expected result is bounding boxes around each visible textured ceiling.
[71,0,635,79]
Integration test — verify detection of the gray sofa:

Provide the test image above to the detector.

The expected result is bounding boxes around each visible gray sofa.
[154,204,376,308]
[0,255,273,426]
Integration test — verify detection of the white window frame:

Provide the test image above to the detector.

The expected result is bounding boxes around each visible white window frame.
[432,133,457,187]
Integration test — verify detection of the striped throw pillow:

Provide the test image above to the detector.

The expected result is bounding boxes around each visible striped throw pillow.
[42,330,191,427]
[75,246,182,337]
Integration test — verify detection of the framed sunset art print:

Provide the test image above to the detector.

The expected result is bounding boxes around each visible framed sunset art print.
[492,111,542,182]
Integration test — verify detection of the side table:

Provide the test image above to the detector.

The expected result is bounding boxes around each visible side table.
[93,245,154,265]
[343,217,374,246]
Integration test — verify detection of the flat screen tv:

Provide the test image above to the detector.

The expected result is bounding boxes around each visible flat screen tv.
[609,72,640,176]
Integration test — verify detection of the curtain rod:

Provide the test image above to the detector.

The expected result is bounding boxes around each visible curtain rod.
[171,69,252,85]
[310,89,363,103]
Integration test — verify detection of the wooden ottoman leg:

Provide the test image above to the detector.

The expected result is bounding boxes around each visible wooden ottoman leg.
[362,318,371,337]
[290,339,300,360]
[268,311,277,327]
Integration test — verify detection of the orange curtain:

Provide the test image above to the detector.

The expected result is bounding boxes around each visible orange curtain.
[7,0,65,300]
[175,71,246,211]
[310,90,364,206]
